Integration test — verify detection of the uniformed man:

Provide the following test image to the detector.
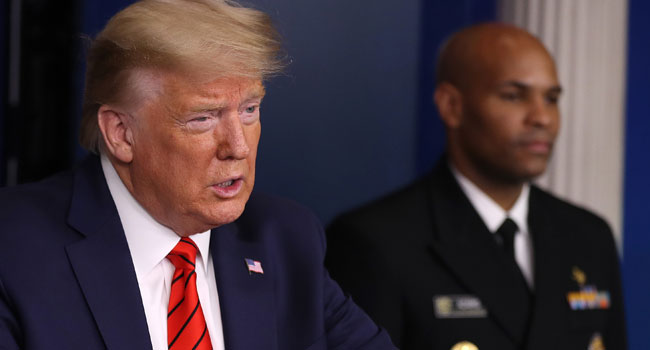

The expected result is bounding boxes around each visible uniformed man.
[325,22,626,350]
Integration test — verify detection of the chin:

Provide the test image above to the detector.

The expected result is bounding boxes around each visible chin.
[204,205,247,228]
[513,154,547,176]
[519,165,548,181]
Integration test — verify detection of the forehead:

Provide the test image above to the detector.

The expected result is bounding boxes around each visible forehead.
[475,36,559,88]
[128,69,265,114]
[163,74,266,101]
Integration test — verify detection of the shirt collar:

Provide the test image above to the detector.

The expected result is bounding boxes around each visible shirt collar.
[450,163,530,235]
[100,154,212,279]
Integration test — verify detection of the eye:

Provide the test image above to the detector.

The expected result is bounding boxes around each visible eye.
[192,116,210,122]
[499,91,522,101]
[546,93,560,105]
[240,103,261,125]
[185,115,216,132]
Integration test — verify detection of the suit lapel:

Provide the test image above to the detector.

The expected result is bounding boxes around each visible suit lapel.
[211,220,277,350]
[65,156,152,349]
[426,162,531,346]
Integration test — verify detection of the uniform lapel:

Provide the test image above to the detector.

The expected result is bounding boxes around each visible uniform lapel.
[65,157,152,350]
[426,162,531,346]
[525,187,568,349]
[210,220,277,350]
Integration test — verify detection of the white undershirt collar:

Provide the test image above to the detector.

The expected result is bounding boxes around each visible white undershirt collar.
[449,164,530,235]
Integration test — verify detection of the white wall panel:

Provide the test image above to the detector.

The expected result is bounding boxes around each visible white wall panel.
[499,0,628,248]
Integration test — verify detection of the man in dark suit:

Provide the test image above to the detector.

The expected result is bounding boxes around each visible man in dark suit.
[326,23,626,350]
[0,1,395,349]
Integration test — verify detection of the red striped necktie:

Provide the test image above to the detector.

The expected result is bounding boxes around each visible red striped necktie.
[166,237,212,350]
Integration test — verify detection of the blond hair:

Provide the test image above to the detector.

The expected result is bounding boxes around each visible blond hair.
[80,0,285,153]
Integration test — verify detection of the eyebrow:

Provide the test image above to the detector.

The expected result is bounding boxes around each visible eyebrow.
[189,103,226,113]
[498,80,563,94]
[250,85,267,99]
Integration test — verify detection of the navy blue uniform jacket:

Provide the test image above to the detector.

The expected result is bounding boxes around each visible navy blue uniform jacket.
[326,160,626,350]
[0,156,394,350]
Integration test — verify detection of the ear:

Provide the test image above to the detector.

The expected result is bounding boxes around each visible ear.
[97,105,135,163]
[434,82,463,129]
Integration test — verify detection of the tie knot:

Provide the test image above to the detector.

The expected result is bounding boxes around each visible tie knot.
[496,217,519,255]
[167,237,199,270]
[497,217,519,239]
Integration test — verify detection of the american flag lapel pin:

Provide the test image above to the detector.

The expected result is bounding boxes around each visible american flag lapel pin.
[245,258,264,275]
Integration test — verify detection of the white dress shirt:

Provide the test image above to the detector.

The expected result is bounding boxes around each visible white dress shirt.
[101,155,226,350]
[450,165,535,289]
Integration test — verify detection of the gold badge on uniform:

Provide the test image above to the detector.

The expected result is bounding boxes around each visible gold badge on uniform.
[588,332,605,350]
[450,340,478,350]
[566,266,610,310]
[572,266,587,286]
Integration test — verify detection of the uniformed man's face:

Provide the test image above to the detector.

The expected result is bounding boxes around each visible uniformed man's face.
[128,73,264,235]
[455,40,561,183]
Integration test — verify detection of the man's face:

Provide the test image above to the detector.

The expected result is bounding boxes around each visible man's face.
[454,41,561,184]
[127,73,264,235]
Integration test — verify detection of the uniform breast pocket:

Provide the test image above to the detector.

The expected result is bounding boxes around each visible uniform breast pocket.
[568,309,607,331]
[566,311,608,350]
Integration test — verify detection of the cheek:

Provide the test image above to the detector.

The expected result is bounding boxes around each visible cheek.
[133,120,180,156]
[549,111,561,137]
[168,131,219,163]
[478,105,526,140]
[139,136,213,187]
[246,124,261,158]
[466,109,511,144]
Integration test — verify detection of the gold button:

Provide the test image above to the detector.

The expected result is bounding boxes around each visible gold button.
[450,341,478,350]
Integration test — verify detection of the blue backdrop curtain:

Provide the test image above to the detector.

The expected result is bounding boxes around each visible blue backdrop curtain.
[623,0,650,348]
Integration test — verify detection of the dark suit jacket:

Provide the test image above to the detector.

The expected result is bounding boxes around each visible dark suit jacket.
[0,156,395,350]
[326,160,626,350]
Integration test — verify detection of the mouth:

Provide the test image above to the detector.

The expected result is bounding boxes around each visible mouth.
[216,180,235,188]
[212,178,244,198]
[522,140,552,155]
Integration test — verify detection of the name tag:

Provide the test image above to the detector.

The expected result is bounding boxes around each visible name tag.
[433,295,488,318]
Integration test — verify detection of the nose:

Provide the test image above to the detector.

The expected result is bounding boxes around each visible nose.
[526,95,557,128]
[216,112,250,160]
